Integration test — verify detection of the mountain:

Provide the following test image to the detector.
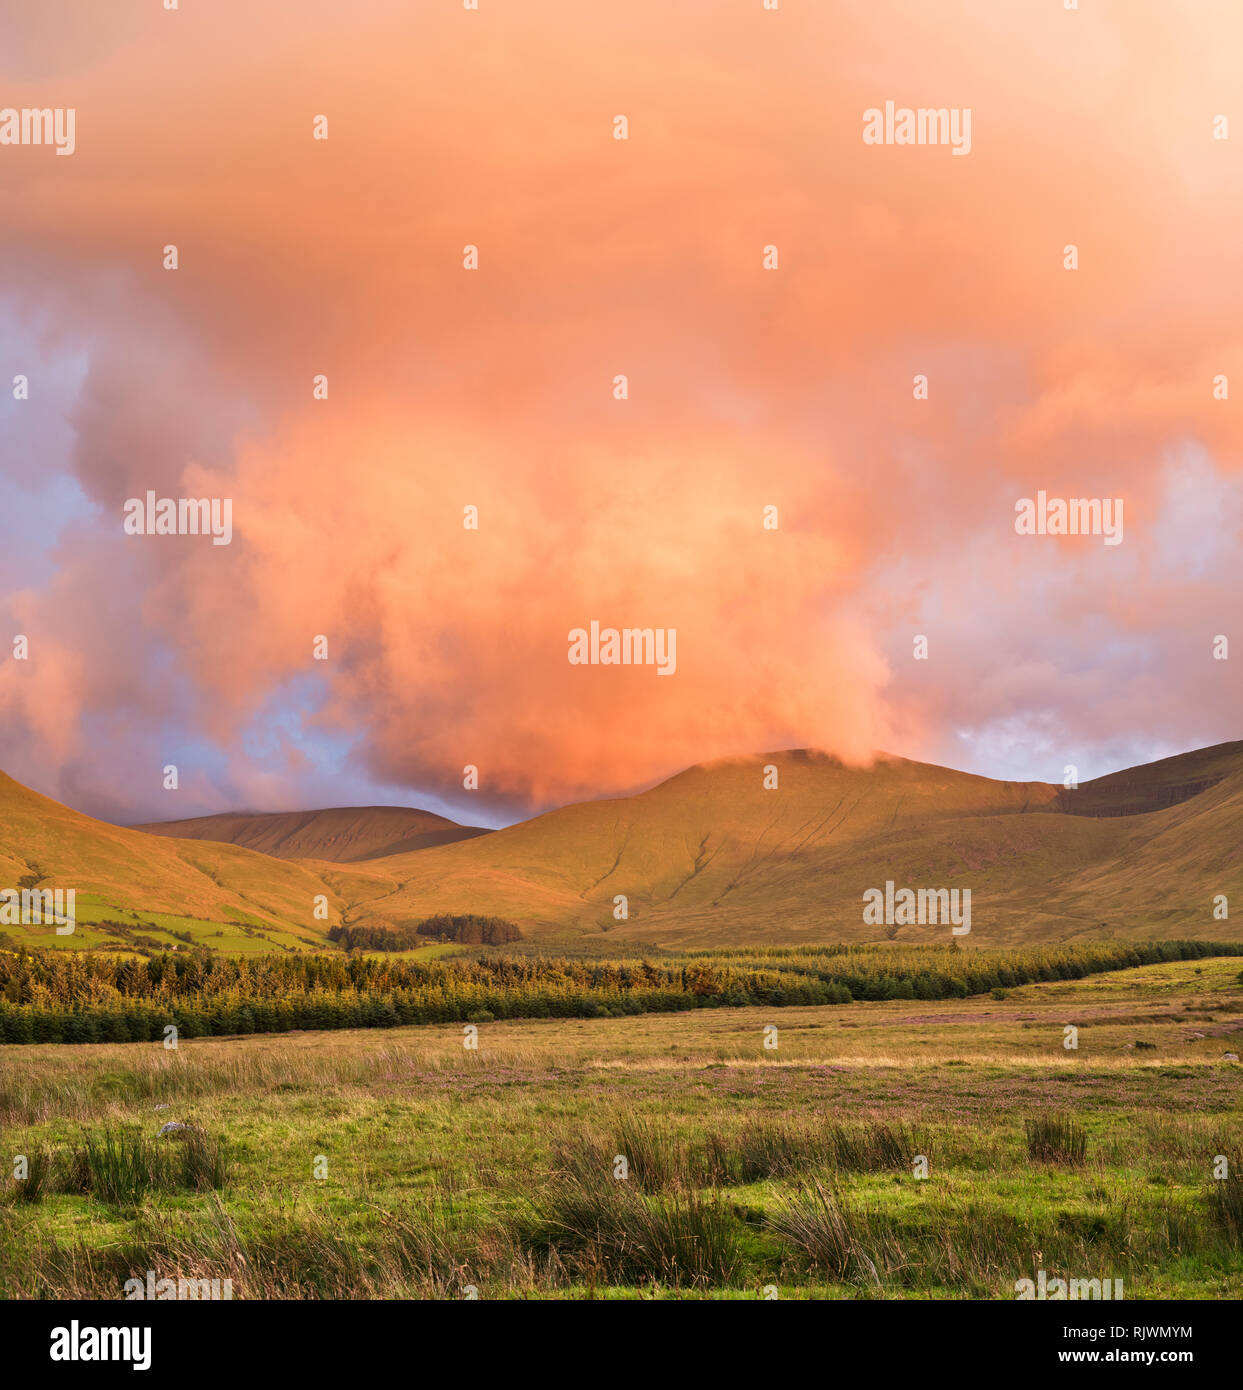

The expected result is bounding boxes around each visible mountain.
[0,771,346,952]
[132,806,490,863]
[1055,741,1243,818]
[3,741,1242,952]
[343,744,1243,947]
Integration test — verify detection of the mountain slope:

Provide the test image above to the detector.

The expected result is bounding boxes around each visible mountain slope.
[132,806,490,863]
[5,741,1242,952]
[0,772,350,951]
[352,746,1243,947]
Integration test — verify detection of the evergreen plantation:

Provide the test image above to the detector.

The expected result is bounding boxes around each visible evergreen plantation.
[1,939,1239,1045]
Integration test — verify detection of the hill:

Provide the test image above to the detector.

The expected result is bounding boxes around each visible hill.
[4,741,1242,951]
[0,772,348,952]
[352,745,1243,947]
[132,806,490,863]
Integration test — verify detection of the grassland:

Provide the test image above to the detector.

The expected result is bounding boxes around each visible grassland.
[3,956,1240,1299]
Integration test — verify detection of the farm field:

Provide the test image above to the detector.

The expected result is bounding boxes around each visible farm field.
[3,956,1241,1300]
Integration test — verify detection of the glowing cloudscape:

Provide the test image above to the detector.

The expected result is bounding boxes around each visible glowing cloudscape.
[1,0,1240,824]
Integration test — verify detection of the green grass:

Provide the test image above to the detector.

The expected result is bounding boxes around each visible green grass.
[1025,1113,1088,1166]
[25,1128,231,1207]
[4,896,315,956]
[1,957,1240,1299]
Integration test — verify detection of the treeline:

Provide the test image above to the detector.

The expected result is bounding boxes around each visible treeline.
[678,939,1243,1001]
[327,914,522,952]
[0,939,1236,1045]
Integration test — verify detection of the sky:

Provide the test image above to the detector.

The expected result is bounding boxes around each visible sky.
[1,0,1240,829]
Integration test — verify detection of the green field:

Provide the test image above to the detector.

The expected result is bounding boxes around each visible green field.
[3,955,1240,1299]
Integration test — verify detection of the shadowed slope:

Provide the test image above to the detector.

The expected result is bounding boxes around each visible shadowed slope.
[1056,741,1243,818]
[132,806,490,863]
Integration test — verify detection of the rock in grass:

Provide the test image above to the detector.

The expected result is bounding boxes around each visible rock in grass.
[157,1121,202,1139]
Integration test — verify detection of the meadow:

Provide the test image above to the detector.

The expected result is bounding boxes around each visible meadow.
[2,952,1241,1299]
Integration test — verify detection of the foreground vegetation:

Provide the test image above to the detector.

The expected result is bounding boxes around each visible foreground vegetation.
[2,956,1241,1298]
[2,939,1239,1045]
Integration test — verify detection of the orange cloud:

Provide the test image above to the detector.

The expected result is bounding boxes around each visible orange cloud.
[2,0,1241,815]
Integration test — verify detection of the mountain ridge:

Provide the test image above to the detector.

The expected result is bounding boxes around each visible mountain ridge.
[2,741,1240,951]
[131,805,491,863]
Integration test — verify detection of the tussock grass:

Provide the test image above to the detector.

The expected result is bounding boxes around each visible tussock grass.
[611,1114,685,1191]
[1025,1114,1087,1166]
[825,1120,915,1172]
[180,1131,229,1192]
[58,1129,229,1205]
[558,1114,921,1192]
[1156,1198,1204,1256]
[10,1145,53,1204]
[702,1118,918,1184]
[1211,1170,1243,1245]
[767,1179,873,1280]
[69,1131,166,1205]
[527,1166,742,1288]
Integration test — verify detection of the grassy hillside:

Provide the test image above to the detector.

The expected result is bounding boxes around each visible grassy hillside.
[361,752,1055,932]
[0,773,345,952]
[357,746,1243,947]
[5,741,1243,952]
[132,805,490,863]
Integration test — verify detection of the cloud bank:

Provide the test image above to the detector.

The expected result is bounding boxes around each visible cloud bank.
[1,0,1240,822]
